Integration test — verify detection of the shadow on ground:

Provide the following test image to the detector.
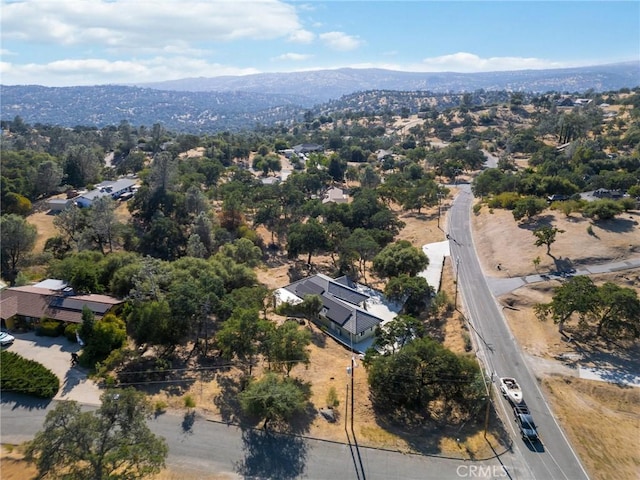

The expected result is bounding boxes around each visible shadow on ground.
[368,400,512,460]
[234,428,308,480]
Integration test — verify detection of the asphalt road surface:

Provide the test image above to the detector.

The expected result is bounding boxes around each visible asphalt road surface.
[2,392,519,480]
[448,184,591,480]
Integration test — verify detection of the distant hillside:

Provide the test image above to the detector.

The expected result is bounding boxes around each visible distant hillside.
[2,63,638,133]
[0,85,307,133]
[136,63,640,102]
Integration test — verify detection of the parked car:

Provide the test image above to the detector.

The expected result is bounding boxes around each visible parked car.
[0,331,15,346]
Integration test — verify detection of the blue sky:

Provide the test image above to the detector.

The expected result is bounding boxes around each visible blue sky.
[1,0,638,86]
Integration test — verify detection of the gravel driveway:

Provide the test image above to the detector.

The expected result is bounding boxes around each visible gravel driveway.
[4,331,102,405]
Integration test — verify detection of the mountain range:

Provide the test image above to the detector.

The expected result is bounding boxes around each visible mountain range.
[2,62,638,133]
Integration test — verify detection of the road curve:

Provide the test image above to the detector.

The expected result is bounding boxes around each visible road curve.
[448,184,591,480]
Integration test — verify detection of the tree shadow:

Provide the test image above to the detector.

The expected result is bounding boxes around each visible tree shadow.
[284,378,315,436]
[61,367,85,396]
[0,392,53,411]
[213,374,255,427]
[516,214,555,231]
[234,428,308,480]
[591,217,637,233]
[182,410,196,434]
[369,399,511,459]
[117,354,196,396]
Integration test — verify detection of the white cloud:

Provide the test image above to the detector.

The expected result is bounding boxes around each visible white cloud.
[288,29,315,44]
[0,48,17,56]
[272,53,312,62]
[0,57,260,86]
[1,0,303,52]
[319,31,362,51]
[417,52,566,72]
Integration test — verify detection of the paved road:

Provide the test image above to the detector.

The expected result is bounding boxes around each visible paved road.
[448,185,591,480]
[486,257,640,296]
[2,393,518,480]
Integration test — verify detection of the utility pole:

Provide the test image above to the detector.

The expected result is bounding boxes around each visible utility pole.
[454,257,460,310]
[351,355,355,433]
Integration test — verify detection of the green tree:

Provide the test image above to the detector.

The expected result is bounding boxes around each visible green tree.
[513,196,547,221]
[373,240,428,279]
[343,228,380,284]
[535,275,599,334]
[81,313,127,366]
[0,214,37,281]
[239,373,310,429]
[384,274,434,315]
[592,282,640,338]
[287,219,328,265]
[366,337,482,418]
[25,388,168,480]
[35,160,64,197]
[582,199,624,220]
[264,320,311,376]
[373,314,425,353]
[216,308,269,374]
[79,305,95,345]
[532,225,565,256]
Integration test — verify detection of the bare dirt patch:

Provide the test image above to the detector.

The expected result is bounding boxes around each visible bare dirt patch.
[472,205,639,278]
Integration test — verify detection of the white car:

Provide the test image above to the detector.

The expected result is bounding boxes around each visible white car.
[0,331,15,346]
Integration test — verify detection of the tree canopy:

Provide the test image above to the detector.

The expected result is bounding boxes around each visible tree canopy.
[25,388,168,480]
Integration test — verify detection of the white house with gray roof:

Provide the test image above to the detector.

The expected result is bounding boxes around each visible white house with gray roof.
[76,179,137,208]
[275,274,397,351]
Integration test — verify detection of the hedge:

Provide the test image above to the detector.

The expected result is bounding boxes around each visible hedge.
[64,323,80,342]
[36,320,65,337]
[0,351,60,398]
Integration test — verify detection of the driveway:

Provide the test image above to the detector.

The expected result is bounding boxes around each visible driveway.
[4,331,102,405]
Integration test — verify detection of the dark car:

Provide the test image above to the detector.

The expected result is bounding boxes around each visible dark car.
[514,404,539,441]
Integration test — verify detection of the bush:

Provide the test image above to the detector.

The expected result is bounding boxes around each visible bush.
[64,323,80,342]
[487,192,520,210]
[184,395,196,409]
[0,351,60,398]
[326,386,339,408]
[36,320,65,337]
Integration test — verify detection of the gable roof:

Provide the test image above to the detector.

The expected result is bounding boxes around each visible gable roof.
[282,274,382,335]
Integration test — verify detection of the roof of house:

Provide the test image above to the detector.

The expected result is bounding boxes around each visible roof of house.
[0,285,122,323]
[282,274,381,335]
[322,187,348,204]
[79,179,137,202]
[292,143,324,154]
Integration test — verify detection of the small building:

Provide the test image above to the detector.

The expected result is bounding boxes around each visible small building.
[322,187,348,204]
[46,198,74,212]
[76,178,137,208]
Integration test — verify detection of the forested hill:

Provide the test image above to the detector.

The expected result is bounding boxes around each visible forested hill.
[0,85,307,134]
[2,62,638,133]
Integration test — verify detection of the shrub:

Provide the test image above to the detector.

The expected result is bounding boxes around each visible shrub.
[0,351,60,398]
[326,386,339,408]
[154,400,168,415]
[184,395,196,409]
[472,203,482,215]
[487,192,520,210]
[64,323,80,342]
[36,320,65,337]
